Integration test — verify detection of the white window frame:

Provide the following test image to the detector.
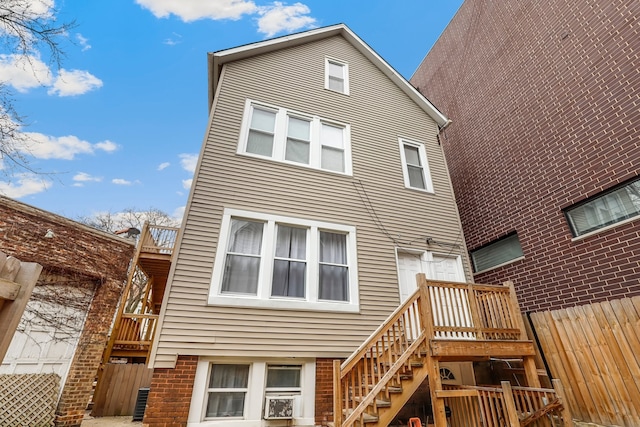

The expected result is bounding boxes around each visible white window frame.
[204,363,251,420]
[190,358,316,426]
[325,57,349,95]
[399,138,434,193]
[209,209,359,313]
[238,99,352,175]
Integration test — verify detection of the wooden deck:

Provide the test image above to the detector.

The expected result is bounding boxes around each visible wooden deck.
[334,275,572,427]
[102,223,179,363]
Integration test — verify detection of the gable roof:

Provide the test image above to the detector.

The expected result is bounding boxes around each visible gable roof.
[207,23,450,129]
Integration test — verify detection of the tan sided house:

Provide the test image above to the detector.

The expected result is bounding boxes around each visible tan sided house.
[144,24,476,426]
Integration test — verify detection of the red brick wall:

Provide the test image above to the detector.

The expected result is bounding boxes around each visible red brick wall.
[411,0,640,312]
[315,358,339,426]
[143,355,198,427]
[0,197,134,426]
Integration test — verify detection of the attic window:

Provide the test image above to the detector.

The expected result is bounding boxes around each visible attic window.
[325,58,349,95]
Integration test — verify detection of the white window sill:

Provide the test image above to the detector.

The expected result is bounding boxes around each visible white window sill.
[237,152,352,177]
[404,185,435,194]
[208,294,360,314]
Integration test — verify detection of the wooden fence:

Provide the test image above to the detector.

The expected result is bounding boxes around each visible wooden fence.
[91,363,153,417]
[530,296,640,426]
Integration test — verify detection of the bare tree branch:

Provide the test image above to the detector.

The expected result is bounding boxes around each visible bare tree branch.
[0,0,76,177]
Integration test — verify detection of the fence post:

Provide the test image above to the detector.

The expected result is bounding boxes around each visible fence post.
[552,378,574,427]
[333,359,342,427]
[501,381,521,427]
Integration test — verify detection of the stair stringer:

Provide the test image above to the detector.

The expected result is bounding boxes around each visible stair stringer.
[375,360,431,427]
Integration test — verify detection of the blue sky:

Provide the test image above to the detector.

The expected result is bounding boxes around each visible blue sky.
[0,0,463,222]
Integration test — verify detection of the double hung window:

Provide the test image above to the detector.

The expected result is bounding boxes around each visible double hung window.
[265,365,302,395]
[205,364,250,418]
[239,100,352,175]
[325,58,349,94]
[211,209,359,312]
[399,139,434,192]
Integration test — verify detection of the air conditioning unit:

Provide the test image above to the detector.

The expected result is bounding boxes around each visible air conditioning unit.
[264,395,296,420]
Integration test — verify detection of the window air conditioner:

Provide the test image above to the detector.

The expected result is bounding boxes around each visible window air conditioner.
[264,395,295,420]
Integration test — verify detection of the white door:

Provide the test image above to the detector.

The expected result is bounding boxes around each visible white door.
[397,252,465,303]
[397,252,472,339]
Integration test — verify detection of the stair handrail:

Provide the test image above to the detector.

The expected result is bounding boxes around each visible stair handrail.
[340,288,423,371]
[341,334,427,427]
[336,287,427,427]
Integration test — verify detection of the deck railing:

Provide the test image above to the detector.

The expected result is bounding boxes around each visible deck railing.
[441,381,568,427]
[140,224,179,254]
[334,277,529,427]
[113,313,158,350]
[426,280,525,340]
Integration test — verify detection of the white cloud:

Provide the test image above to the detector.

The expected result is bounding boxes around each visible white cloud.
[257,2,316,37]
[73,172,102,182]
[163,32,182,46]
[20,132,118,160]
[48,69,103,96]
[0,1,54,38]
[0,54,52,92]
[158,162,170,171]
[179,153,198,173]
[76,33,92,51]
[95,140,119,152]
[112,178,132,185]
[182,178,193,190]
[135,0,257,21]
[172,206,185,222]
[0,174,52,198]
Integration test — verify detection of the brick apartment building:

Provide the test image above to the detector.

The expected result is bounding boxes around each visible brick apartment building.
[411,0,640,312]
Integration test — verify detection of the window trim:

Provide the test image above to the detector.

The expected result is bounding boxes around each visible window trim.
[204,363,251,420]
[324,57,349,95]
[209,209,359,313]
[564,177,640,238]
[398,138,434,193]
[238,99,352,175]
[470,232,524,274]
[190,358,316,425]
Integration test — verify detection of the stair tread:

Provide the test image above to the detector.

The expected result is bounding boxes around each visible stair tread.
[344,409,379,423]
[354,397,391,407]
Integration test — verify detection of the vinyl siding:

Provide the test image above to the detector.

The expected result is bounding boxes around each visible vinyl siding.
[152,35,470,368]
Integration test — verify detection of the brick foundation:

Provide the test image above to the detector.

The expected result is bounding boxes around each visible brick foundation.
[143,355,198,427]
[315,358,341,427]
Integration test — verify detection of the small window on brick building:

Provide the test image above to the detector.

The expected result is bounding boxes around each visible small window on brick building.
[470,233,524,273]
[564,177,640,237]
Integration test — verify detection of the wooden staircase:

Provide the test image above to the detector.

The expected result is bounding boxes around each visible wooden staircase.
[334,275,573,427]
